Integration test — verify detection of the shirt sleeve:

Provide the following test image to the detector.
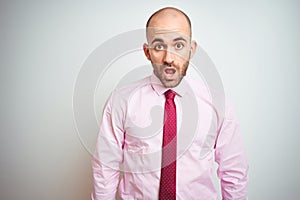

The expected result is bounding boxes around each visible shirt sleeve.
[91,92,125,200]
[214,99,249,200]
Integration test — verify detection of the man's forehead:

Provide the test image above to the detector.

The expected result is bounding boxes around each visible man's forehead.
[147,28,191,42]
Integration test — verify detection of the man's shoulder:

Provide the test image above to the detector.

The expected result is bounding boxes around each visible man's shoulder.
[111,76,151,99]
[184,76,212,100]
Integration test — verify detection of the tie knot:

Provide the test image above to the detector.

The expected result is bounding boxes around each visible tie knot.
[164,90,176,100]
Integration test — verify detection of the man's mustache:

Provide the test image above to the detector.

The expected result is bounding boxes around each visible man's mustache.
[161,64,178,69]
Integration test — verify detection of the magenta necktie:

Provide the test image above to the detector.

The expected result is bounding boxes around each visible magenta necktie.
[159,90,177,200]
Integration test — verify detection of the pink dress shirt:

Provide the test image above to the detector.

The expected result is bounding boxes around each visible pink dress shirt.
[92,74,248,200]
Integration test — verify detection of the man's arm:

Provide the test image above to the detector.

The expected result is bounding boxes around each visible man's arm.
[91,93,125,200]
[214,100,249,200]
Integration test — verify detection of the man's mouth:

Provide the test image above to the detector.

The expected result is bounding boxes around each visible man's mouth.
[164,68,176,74]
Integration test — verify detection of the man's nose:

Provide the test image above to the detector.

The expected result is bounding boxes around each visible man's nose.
[163,49,174,65]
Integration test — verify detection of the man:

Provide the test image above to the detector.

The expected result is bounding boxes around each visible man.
[92,7,248,200]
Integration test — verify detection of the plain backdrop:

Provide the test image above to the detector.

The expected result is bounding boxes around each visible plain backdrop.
[1,0,299,199]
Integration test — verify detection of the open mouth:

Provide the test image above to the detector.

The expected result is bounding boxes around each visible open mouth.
[164,68,176,74]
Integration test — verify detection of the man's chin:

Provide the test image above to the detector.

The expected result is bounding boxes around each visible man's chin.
[161,79,180,88]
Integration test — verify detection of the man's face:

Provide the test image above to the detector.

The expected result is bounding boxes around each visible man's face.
[144,10,197,88]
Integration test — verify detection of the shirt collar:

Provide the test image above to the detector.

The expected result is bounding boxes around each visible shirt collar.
[150,73,190,97]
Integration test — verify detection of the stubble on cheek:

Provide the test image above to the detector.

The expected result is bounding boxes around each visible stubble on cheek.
[181,60,189,76]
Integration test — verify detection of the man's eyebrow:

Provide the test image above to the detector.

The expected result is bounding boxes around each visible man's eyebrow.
[173,37,187,42]
[151,38,164,44]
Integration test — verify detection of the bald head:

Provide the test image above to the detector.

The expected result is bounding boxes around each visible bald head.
[146,7,192,37]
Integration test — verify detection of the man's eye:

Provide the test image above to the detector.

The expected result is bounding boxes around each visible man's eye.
[154,44,165,51]
[175,43,184,50]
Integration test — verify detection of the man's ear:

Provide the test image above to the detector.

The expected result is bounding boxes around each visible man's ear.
[143,43,151,61]
[190,40,197,58]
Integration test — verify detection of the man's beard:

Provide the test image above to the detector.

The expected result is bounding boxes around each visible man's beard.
[153,60,189,88]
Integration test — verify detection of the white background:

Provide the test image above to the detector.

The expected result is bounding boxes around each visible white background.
[1,0,299,199]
